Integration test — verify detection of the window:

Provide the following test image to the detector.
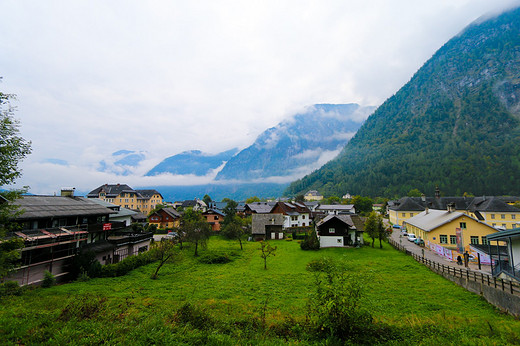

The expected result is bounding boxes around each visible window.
[513,215,516,220]
[450,235,457,244]
[491,214,495,219]
[337,239,342,243]
[459,222,466,229]
[440,235,447,244]
[410,213,413,217]
[402,213,406,217]
[470,236,479,245]
[329,228,335,234]
[481,237,489,245]
[503,224,507,229]
[501,214,505,219]
[214,216,218,220]
[492,223,496,227]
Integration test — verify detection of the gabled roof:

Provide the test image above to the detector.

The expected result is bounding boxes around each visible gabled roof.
[467,196,520,213]
[136,189,163,200]
[203,208,225,217]
[404,209,495,233]
[88,198,137,217]
[316,214,365,231]
[158,207,181,219]
[87,184,136,198]
[245,202,275,214]
[12,195,115,220]
[316,204,355,211]
[271,201,311,215]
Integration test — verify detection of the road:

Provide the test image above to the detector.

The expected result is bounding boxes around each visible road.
[388,227,491,274]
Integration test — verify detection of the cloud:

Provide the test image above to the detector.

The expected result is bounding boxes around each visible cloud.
[2,0,520,193]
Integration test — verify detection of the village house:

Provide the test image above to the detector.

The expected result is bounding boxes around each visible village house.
[316,214,365,248]
[270,201,311,229]
[403,206,498,256]
[148,207,181,230]
[315,204,356,216]
[251,213,285,240]
[388,190,520,230]
[87,184,163,215]
[202,209,225,232]
[304,190,323,201]
[243,202,276,216]
[4,192,151,285]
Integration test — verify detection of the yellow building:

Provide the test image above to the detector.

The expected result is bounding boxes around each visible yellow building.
[304,190,323,202]
[87,184,163,215]
[388,196,520,230]
[403,209,498,251]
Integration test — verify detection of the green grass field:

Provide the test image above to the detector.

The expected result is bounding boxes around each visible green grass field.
[1,237,520,344]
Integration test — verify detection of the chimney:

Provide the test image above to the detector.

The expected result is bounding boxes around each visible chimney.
[425,206,429,214]
[447,203,455,213]
[421,193,426,202]
[61,187,75,197]
[435,186,440,199]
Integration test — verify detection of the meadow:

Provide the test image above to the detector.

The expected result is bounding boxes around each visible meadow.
[1,237,520,345]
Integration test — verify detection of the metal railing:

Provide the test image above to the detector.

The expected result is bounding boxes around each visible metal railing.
[389,238,520,297]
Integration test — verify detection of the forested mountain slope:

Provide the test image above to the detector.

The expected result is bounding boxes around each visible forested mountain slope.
[286,7,520,197]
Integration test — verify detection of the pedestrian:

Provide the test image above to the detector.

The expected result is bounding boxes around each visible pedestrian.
[457,255,462,265]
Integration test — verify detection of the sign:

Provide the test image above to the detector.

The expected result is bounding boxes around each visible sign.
[103,223,112,231]
[456,228,463,253]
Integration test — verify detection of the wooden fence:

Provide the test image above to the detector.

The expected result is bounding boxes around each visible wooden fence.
[389,238,520,297]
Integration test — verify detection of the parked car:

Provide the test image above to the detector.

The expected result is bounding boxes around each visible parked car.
[414,238,424,246]
[401,229,408,236]
[392,224,401,229]
[407,233,417,242]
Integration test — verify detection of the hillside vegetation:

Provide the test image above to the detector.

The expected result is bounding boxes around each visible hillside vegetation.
[286,7,520,198]
[2,237,520,344]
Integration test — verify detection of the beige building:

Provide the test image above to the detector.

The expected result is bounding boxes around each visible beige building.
[87,184,163,215]
[304,190,323,201]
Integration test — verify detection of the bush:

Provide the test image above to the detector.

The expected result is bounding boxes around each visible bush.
[0,280,23,297]
[99,250,157,278]
[197,251,233,264]
[172,303,214,330]
[41,270,56,288]
[300,229,320,250]
[59,294,107,321]
[70,251,101,280]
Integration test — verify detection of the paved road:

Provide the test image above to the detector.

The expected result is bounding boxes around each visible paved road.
[389,227,492,274]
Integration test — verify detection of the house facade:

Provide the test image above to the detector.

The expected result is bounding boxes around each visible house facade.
[87,184,163,214]
[203,209,225,232]
[388,194,520,230]
[316,214,364,248]
[403,209,498,253]
[304,190,323,201]
[148,208,181,229]
[251,213,285,240]
[270,202,311,229]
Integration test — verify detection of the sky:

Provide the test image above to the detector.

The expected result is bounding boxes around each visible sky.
[1,0,519,195]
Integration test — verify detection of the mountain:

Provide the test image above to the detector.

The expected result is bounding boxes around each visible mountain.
[215,104,374,181]
[286,7,520,198]
[146,148,238,176]
[98,150,147,176]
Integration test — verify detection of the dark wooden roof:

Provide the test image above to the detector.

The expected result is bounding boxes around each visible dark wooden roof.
[12,195,114,220]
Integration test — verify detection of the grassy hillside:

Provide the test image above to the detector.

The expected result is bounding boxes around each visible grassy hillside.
[2,238,520,344]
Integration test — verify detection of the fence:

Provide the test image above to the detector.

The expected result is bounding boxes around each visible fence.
[389,238,520,297]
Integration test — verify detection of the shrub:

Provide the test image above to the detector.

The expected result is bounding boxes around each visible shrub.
[172,303,214,330]
[0,280,23,297]
[300,229,320,250]
[99,250,157,278]
[41,270,56,288]
[197,251,233,264]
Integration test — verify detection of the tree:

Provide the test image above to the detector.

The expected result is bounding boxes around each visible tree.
[259,241,277,270]
[294,194,305,203]
[181,208,211,257]
[407,189,422,197]
[202,194,212,206]
[364,212,384,248]
[300,228,320,250]
[351,196,373,216]
[0,85,32,187]
[0,82,31,282]
[222,215,250,250]
[148,204,165,216]
[222,200,238,227]
[245,196,260,204]
[151,239,178,279]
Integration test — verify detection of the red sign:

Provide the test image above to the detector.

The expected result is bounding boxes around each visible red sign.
[103,223,112,231]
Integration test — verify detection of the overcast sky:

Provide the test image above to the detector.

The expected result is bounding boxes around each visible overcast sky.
[1,0,519,194]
